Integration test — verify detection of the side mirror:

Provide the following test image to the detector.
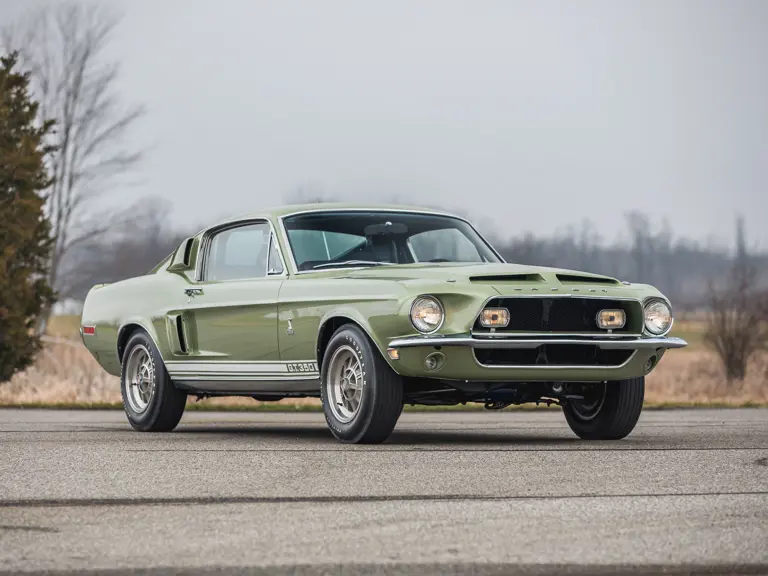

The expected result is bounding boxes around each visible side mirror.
[167,238,194,271]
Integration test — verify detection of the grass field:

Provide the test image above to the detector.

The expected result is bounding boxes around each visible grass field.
[1,314,765,408]
[669,318,707,349]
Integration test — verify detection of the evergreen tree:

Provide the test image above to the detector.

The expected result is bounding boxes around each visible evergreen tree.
[0,52,55,383]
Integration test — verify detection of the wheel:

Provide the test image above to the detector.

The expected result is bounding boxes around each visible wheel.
[320,325,403,444]
[563,377,644,440]
[120,330,187,432]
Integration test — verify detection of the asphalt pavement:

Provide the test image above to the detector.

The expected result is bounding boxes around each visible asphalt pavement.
[0,407,766,575]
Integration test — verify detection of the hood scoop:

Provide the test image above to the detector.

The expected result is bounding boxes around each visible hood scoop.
[470,273,545,283]
[556,274,619,285]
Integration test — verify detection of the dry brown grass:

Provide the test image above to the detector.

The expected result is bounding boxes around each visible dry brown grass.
[0,338,320,409]
[2,335,765,407]
[0,338,120,404]
[645,349,768,404]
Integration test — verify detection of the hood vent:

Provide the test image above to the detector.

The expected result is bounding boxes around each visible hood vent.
[556,274,619,285]
[470,274,545,283]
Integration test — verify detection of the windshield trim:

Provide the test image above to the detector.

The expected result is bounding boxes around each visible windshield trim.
[277,208,505,275]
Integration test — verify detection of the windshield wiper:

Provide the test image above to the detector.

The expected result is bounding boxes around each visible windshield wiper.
[312,260,394,270]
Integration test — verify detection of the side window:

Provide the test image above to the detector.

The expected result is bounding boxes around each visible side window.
[205,222,271,281]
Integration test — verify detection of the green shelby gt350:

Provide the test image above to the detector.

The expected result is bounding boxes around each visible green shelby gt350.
[81,204,686,443]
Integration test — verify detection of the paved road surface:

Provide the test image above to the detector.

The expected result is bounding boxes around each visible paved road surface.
[0,408,766,575]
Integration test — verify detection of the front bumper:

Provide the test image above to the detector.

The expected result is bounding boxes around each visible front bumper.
[385,334,687,382]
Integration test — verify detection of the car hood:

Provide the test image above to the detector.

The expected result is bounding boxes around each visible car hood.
[337,262,622,286]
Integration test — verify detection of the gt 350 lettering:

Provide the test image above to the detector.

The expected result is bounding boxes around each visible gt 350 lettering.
[287,362,317,373]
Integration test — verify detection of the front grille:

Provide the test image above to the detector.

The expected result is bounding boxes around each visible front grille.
[474,345,634,367]
[474,297,639,333]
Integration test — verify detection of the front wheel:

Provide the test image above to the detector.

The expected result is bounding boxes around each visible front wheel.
[563,377,644,440]
[121,330,187,432]
[320,325,403,444]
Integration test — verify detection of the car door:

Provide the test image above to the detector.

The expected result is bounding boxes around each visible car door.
[173,220,286,381]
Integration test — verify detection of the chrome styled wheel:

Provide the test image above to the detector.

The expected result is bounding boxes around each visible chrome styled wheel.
[326,345,363,423]
[320,325,403,444]
[124,344,155,414]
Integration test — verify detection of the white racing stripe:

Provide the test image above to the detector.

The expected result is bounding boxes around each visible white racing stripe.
[165,360,319,379]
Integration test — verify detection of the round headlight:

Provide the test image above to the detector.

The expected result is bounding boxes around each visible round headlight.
[410,296,444,333]
[644,300,673,335]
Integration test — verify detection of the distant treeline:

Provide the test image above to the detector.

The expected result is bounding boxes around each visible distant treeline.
[487,212,765,308]
[61,203,764,310]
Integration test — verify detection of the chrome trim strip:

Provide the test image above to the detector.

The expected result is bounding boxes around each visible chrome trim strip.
[471,350,638,370]
[471,332,644,339]
[172,375,319,381]
[277,208,505,276]
[387,335,688,350]
[165,360,319,378]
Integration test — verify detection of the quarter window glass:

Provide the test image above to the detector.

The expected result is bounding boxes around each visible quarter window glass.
[267,236,284,274]
[206,223,270,281]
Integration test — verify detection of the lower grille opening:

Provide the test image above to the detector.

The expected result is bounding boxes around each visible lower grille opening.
[475,345,633,367]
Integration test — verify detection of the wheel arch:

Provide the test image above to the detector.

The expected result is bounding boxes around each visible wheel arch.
[117,321,164,364]
[316,313,382,369]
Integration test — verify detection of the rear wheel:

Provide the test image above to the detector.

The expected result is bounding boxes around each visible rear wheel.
[121,330,187,432]
[320,325,403,444]
[563,377,644,440]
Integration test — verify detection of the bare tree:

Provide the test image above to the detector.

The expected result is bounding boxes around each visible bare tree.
[705,259,768,382]
[626,211,651,282]
[61,198,194,300]
[3,2,145,328]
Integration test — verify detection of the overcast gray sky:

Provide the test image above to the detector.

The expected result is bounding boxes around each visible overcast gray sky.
[4,0,768,247]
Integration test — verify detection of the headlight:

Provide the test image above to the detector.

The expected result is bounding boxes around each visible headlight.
[644,300,673,335]
[410,296,444,333]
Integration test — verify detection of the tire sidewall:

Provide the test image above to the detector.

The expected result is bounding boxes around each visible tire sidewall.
[321,327,378,442]
[564,377,644,440]
[120,331,170,429]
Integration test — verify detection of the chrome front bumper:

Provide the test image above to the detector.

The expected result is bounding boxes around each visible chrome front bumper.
[388,335,688,350]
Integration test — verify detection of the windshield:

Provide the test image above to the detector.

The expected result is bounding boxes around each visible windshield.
[282,211,502,271]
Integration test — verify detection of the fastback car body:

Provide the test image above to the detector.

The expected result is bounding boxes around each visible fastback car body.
[81,204,686,443]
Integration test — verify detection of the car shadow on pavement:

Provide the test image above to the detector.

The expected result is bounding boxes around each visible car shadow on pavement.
[172,425,583,446]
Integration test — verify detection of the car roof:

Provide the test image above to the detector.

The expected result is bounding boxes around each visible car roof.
[211,203,465,227]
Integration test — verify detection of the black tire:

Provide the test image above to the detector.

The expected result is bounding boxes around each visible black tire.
[120,330,187,432]
[320,325,403,444]
[563,377,644,440]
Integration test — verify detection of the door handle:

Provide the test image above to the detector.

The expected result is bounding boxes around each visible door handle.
[184,288,204,297]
